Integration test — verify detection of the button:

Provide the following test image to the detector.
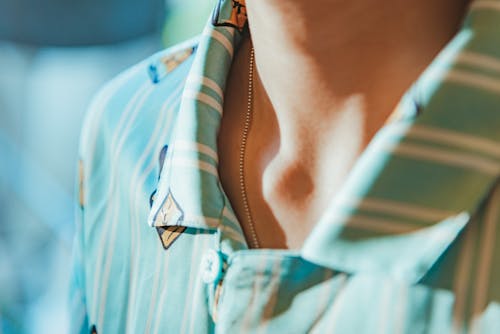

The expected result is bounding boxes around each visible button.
[201,249,223,284]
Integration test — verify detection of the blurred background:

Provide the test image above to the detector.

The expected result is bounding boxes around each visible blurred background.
[0,0,215,332]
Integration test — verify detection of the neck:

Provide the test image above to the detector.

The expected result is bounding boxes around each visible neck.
[220,0,471,248]
[245,0,470,153]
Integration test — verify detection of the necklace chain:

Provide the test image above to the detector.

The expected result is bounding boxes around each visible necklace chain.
[239,46,260,249]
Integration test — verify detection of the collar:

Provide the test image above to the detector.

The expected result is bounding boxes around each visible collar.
[148,0,245,231]
[149,0,500,280]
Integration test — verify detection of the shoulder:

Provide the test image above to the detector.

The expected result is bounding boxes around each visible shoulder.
[79,37,199,160]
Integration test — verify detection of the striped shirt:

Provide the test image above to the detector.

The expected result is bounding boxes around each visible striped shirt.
[70,0,500,333]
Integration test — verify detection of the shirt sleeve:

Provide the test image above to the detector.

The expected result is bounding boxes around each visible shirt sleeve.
[67,69,119,333]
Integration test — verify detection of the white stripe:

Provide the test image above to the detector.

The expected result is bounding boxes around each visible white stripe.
[222,206,239,225]
[127,126,168,330]
[127,84,184,331]
[100,81,182,326]
[96,84,158,325]
[471,0,500,11]
[389,142,500,175]
[184,90,223,115]
[308,270,335,333]
[446,69,500,94]
[220,26,236,38]
[210,29,234,57]
[376,279,394,334]
[221,207,247,245]
[183,213,220,228]
[221,224,247,246]
[144,249,164,334]
[409,125,500,159]
[360,198,457,223]
[320,274,349,333]
[457,52,500,74]
[201,19,214,37]
[92,82,154,322]
[338,196,457,223]
[222,207,246,234]
[180,236,209,334]
[83,67,144,165]
[325,210,425,234]
[186,76,224,98]
[382,122,412,137]
[241,257,269,333]
[151,236,175,334]
[109,83,154,164]
[187,238,211,334]
[394,283,408,334]
[469,185,500,333]
[257,258,284,334]
[346,215,425,234]
[174,140,219,163]
[452,217,478,332]
[171,157,219,177]
[87,81,150,176]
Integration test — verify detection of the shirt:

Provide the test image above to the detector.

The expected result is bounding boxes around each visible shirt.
[70,0,500,333]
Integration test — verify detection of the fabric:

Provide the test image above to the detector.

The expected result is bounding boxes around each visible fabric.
[71,0,500,333]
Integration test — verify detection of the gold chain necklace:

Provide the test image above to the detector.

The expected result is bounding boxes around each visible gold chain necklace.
[239,46,260,249]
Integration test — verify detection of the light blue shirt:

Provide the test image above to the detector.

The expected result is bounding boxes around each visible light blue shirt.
[71,1,500,333]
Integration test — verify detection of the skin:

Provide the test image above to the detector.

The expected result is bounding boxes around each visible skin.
[218,0,471,249]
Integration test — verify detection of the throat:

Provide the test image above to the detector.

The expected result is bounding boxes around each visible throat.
[218,39,367,250]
